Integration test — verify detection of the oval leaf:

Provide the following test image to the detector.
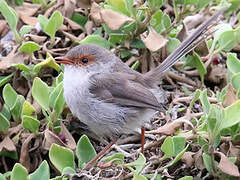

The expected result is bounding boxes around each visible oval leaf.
[19,41,40,54]
[227,53,240,74]
[22,115,40,134]
[161,136,174,158]
[76,135,96,169]
[125,153,146,174]
[10,163,28,180]
[221,100,240,130]
[22,101,36,117]
[231,72,240,92]
[3,83,18,109]
[45,11,63,38]
[49,144,75,173]
[78,35,110,50]
[0,113,10,132]
[32,77,49,111]
[29,160,50,180]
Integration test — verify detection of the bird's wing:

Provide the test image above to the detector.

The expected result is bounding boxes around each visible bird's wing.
[89,72,164,111]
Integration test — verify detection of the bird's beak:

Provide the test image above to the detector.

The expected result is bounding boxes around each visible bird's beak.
[55,56,74,65]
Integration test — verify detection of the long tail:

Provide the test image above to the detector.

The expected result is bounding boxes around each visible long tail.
[144,8,226,82]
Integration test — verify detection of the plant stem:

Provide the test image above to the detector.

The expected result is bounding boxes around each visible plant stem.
[49,36,55,49]
[209,143,219,178]
[13,30,22,43]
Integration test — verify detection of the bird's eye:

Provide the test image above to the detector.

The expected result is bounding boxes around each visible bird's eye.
[81,58,88,63]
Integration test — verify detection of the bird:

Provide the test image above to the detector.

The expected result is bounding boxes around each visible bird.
[55,9,225,170]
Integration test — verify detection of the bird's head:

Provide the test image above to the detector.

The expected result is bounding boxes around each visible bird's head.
[55,44,116,68]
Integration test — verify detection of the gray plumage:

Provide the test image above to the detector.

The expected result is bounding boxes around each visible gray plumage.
[61,9,225,140]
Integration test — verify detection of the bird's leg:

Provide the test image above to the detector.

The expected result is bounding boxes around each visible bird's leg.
[141,126,145,154]
[83,140,116,170]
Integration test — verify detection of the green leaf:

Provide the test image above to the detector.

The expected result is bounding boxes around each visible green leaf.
[45,11,63,38]
[103,153,124,165]
[1,104,11,121]
[0,113,10,132]
[105,0,130,16]
[38,15,49,31]
[121,21,136,33]
[109,33,128,44]
[144,174,162,180]
[49,176,62,180]
[171,145,189,164]
[125,153,146,174]
[29,160,50,180]
[19,41,40,54]
[200,90,210,115]
[93,27,103,36]
[32,77,49,111]
[0,151,18,160]
[160,144,189,171]
[10,163,28,180]
[12,64,31,73]
[61,167,75,175]
[52,83,65,116]
[12,0,24,6]
[133,173,147,180]
[217,30,237,51]
[125,0,136,17]
[3,84,18,109]
[179,176,193,180]
[231,73,240,93]
[49,83,63,108]
[148,0,165,9]
[214,24,232,43]
[185,53,206,83]
[0,0,21,42]
[202,153,214,173]
[19,25,32,37]
[76,135,96,169]
[22,115,40,134]
[120,50,132,59]
[220,100,240,130]
[226,53,240,74]
[207,104,223,138]
[3,171,11,178]
[32,0,41,4]
[150,10,164,33]
[56,73,63,85]
[34,53,61,73]
[189,89,201,109]
[211,23,232,51]
[161,136,174,158]
[0,0,18,32]
[163,13,171,29]
[49,144,75,173]
[130,39,145,49]
[196,0,212,10]
[198,136,209,152]
[0,73,14,88]
[21,101,36,117]
[0,173,5,180]
[11,95,25,122]
[131,60,140,70]
[167,37,181,54]
[78,35,111,50]
[71,13,87,27]
[173,136,186,156]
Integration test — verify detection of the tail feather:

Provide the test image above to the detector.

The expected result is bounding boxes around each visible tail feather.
[144,8,227,82]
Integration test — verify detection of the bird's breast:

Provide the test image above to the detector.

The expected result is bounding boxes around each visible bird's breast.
[63,66,92,117]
